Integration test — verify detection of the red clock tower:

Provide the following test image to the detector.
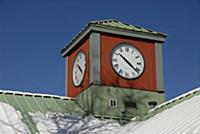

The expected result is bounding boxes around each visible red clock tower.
[62,20,167,119]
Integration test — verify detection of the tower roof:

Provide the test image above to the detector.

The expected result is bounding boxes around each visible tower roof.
[90,19,166,36]
[61,19,167,56]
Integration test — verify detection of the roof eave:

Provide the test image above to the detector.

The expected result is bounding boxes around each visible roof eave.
[92,23,167,41]
[61,24,92,57]
[61,24,167,57]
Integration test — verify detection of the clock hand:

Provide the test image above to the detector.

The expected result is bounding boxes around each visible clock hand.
[119,54,139,74]
[77,64,83,74]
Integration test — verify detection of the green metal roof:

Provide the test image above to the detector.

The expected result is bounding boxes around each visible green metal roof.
[90,19,166,36]
[0,89,87,133]
[61,19,167,56]
[1,88,199,133]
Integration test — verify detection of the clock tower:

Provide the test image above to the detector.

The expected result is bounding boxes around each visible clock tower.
[62,20,167,119]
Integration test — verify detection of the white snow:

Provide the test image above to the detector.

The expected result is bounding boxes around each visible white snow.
[149,87,200,113]
[29,112,121,134]
[0,102,30,134]
[116,88,200,134]
[29,87,200,134]
[1,87,200,134]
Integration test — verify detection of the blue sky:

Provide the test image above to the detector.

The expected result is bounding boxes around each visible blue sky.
[0,0,199,99]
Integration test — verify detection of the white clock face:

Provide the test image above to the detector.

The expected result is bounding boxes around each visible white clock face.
[72,51,86,87]
[111,44,145,79]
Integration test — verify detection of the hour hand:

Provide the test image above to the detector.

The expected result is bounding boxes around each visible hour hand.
[77,65,83,74]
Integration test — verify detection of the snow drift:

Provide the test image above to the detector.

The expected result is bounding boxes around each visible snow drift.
[29,112,120,134]
[0,102,30,134]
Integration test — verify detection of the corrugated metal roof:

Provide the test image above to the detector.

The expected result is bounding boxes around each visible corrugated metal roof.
[121,87,200,134]
[61,19,167,55]
[0,89,87,133]
[141,87,200,121]
[90,19,166,36]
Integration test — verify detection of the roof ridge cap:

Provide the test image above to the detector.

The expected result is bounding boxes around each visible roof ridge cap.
[89,19,118,24]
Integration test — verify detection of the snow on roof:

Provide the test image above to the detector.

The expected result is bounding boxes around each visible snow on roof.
[26,87,200,134]
[29,112,121,134]
[118,87,200,134]
[148,87,200,113]
[0,89,87,133]
[0,87,200,133]
[0,101,30,133]
[0,89,75,100]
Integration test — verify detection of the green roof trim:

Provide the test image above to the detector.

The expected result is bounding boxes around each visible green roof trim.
[0,89,87,133]
[61,19,167,56]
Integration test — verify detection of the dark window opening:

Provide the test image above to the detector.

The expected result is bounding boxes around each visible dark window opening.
[125,101,137,108]
[148,101,157,109]
[124,96,137,108]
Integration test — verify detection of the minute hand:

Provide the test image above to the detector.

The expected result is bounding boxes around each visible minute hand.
[119,54,139,74]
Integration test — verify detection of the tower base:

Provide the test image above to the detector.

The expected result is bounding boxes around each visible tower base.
[77,85,165,119]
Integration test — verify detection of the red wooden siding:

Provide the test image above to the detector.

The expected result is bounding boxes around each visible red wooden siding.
[67,38,90,97]
[100,34,157,91]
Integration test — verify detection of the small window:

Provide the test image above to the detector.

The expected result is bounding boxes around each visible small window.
[124,96,137,108]
[148,101,157,109]
[109,99,117,107]
[125,101,137,108]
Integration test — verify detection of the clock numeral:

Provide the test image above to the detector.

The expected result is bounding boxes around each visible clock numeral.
[125,72,129,78]
[135,67,140,74]
[131,50,134,54]
[135,56,139,59]
[132,71,135,76]
[75,76,79,83]
[113,59,117,62]
[137,62,142,65]
[119,69,123,75]
[114,64,119,69]
[76,80,79,84]
[125,47,129,52]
